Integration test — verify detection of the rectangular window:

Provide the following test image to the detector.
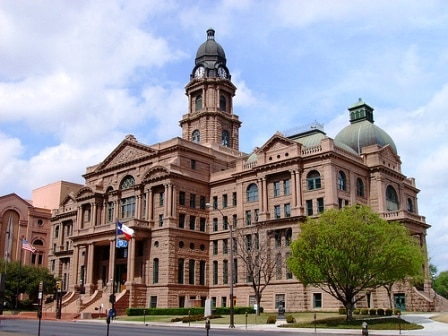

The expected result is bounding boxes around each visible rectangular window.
[189,259,195,285]
[179,214,185,228]
[286,252,293,279]
[211,297,216,308]
[158,214,164,227]
[190,194,196,208]
[306,199,313,216]
[153,258,159,284]
[245,210,252,226]
[159,192,164,206]
[274,205,281,219]
[107,202,114,223]
[199,260,206,286]
[232,214,237,227]
[199,217,206,232]
[273,181,280,197]
[254,209,259,223]
[179,191,186,206]
[200,196,206,210]
[120,197,136,219]
[223,260,228,284]
[317,197,324,213]
[178,258,184,284]
[213,241,218,255]
[223,216,228,230]
[222,194,228,208]
[276,253,282,280]
[189,215,196,230]
[275,294,285,309]
[232,192,237,206]
[283,179,291,195]
[213,261,218,285]
[233,258,238,284]
[313,293,322,308]
[246,234,252,251]
[212,196,218,209]
[275,231,282,248]
[223,239,228,254]
[222,296,227,307]
[284,203,291,217]
[150,296,157,308]
[191,159,196,169]
[213,218,218,232]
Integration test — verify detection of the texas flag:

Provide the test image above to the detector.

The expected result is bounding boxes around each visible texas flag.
[117,221,134,241]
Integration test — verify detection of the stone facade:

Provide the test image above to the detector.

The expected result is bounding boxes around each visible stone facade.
[2,29,438,314]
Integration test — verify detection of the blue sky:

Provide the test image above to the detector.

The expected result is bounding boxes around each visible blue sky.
[1,0,448,272]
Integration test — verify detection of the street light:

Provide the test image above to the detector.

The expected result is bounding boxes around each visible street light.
[206,203,235,328]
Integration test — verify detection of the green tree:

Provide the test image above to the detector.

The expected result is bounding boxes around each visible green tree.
[434,271,448,299]
[0,259,57,309]
[287,205,424,321]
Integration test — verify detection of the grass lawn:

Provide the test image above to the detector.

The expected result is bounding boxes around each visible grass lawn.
[119,311,424,330]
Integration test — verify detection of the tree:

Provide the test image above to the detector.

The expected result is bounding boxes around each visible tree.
[434,271,448,299]
[287,205,425,321]
[233,225,281,315]
[0,259,57,308]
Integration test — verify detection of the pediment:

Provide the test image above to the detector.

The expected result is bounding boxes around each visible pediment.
[259,132,298,154]
[143,166,171,182]
[95,136,157,172]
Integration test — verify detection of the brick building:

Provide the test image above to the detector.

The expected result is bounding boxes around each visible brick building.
[45,29,437,314]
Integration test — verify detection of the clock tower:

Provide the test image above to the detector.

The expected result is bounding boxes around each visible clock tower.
[180,29,241,151]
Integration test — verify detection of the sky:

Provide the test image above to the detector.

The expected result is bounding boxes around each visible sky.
[1,0,448,272]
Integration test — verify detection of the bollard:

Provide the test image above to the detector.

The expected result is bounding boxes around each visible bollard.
[205,317,211,336]
[362,321,368,336]
[245,311,248,329]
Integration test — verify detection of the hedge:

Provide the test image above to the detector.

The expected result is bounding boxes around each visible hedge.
[126,306,263,316]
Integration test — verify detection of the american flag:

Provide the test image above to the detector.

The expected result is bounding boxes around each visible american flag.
[22,239,36,253]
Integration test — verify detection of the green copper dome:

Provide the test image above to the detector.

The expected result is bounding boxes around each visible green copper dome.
[335,99,397,155]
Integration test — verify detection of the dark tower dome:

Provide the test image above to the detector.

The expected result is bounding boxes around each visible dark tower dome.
[335,99,397,155]
[195,28,226,64]
[191,29,230,80]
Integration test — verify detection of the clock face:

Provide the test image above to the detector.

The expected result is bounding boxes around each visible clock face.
[195,66,205,78]
[218,67,227,78]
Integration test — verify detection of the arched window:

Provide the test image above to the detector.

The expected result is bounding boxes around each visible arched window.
[337,171,347,191]
[222,130,230,147]
[189,259,195,285]
[220,95,227,111]
[120,175,135,190]
[356,178,364,197]
[407,198,414,213]
[192,130,200,143]
[195,95,202,111]
[246,183,259,202]
[386,185,399,211]
[33,239,43,246]
[307,170,321,190]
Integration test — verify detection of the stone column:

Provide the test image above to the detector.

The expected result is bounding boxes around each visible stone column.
[108,239,116,292]
[127,239,136,285]
[86,243,95,293]
[71,245,80,292]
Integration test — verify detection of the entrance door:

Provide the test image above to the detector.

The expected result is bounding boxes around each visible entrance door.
[394,293,406,311]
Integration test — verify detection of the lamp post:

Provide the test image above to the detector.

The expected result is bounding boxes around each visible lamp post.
[206,203,235,328]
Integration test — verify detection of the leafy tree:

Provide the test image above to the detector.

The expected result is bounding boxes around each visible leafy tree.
[0,259,57,309]
[287,205,424,321]
[233,225,280,316]
[433,271,448,299]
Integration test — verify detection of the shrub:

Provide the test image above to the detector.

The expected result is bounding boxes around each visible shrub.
[353,308,361,315]
[126,306,262,316]
[266,316,276,324]
[369,308,376,316]
[286,315,295,323]
[360,308,369,315]
[393,308,401,315]
[377,308,385,316]
[385,308,393,316]
[338,308,346,315]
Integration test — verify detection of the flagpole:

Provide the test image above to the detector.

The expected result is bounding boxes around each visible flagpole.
[110,221,117,318]
[15,238,23,310]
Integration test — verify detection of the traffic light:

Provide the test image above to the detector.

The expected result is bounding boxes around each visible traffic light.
[56,281,62,292]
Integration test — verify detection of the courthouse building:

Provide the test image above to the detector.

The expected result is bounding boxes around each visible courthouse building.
[44,29,436,314]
